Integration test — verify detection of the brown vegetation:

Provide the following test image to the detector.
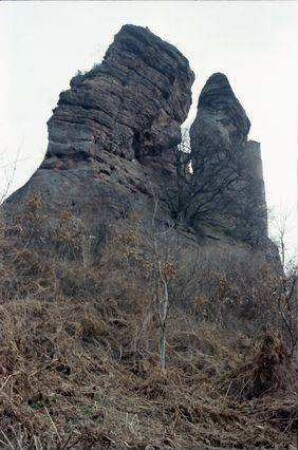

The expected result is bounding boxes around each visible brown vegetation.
[0,209,297,449]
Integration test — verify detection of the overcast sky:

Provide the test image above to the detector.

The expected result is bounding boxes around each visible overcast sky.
[1,1,297,256]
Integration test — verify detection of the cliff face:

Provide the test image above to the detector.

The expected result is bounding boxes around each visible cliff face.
[45,25,194,167]
[2,26,278,271]
[189,73,268,245]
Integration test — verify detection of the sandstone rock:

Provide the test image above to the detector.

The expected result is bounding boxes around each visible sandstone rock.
[3,24,194,253]
[45,24,194,166]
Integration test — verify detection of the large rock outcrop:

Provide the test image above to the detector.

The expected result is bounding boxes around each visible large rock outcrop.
[189,73,268,245]
[3,25,194,253]
[45,25,193,166]
[2,28,280,278]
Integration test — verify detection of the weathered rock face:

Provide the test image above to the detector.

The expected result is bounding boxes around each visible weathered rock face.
[45,24,194,168]
[190,73,251,172]
[189,73,268,245]
[3,25,194,251]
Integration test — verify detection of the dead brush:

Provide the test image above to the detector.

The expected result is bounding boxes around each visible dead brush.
[0,298,119,448]
[0,294,296,449]
[227,331,292,401]
[245,393,298,433]
[0,214,296,448]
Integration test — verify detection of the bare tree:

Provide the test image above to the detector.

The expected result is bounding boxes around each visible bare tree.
[269,206,297,354]
[269,206,296,270]
[0,146,22,204]
[146,177,176,372]
[169,129,266,245]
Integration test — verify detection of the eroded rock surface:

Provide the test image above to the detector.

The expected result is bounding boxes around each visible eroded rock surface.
[45,25,194,167]
[3,25,194,249]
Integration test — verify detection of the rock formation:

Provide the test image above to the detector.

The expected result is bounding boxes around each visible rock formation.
[189,73,268,245]
[45,24,193,166]
[2,25,279,272]
[3,25,194,254]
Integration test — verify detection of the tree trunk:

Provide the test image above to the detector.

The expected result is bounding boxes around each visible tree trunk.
[160,278,169,372]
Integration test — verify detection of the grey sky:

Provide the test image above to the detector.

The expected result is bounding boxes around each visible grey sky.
[1,1,297,254]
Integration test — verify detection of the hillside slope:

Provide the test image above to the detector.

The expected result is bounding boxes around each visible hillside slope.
[0,25,296,449]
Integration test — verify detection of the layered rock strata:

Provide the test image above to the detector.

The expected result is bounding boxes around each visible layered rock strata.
[3,25,194,250]
[45,25,194,167]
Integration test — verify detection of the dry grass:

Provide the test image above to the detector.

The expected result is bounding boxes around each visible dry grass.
[0,293,296,449]
[0,215,296,449]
